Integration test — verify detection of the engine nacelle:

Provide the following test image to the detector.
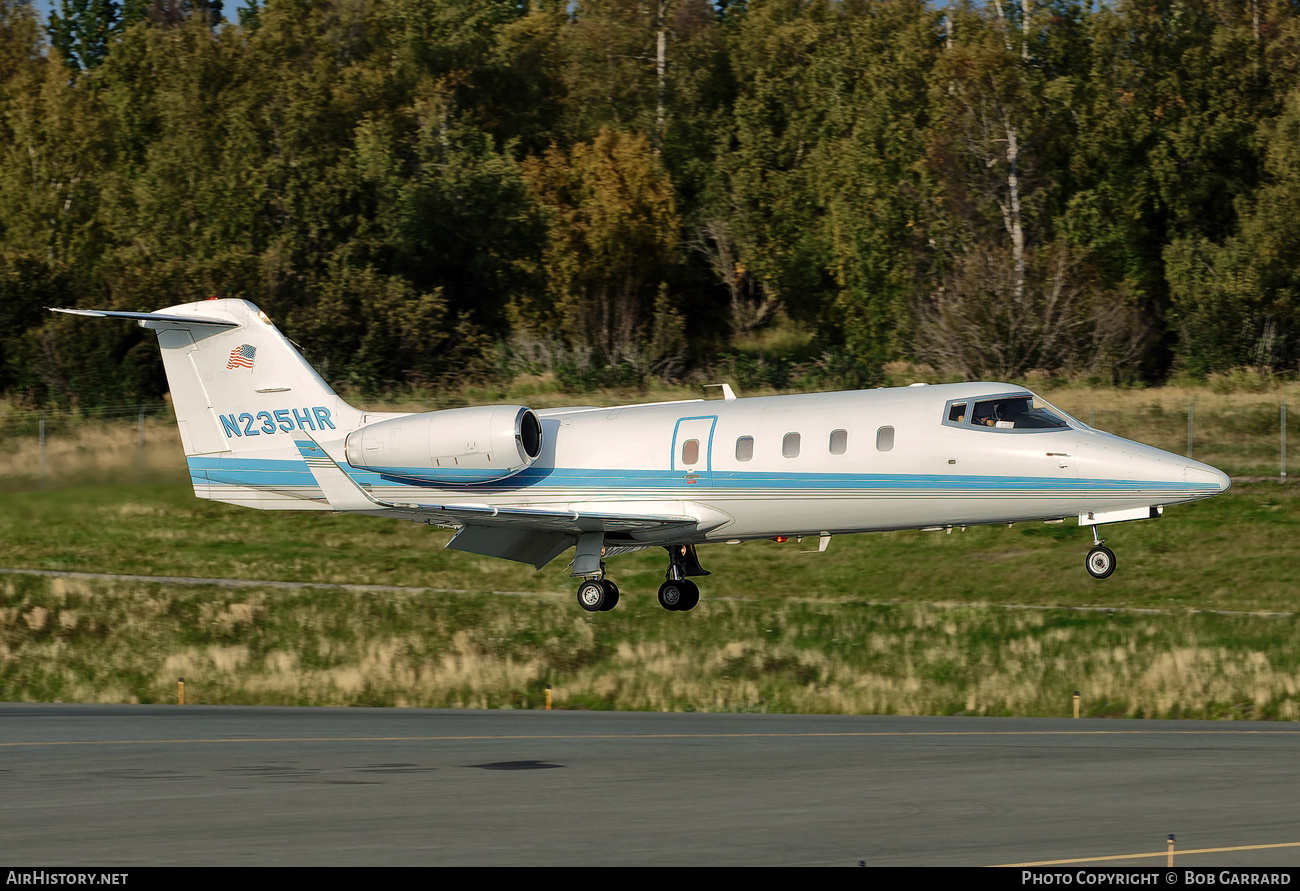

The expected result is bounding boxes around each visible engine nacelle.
[344,405,543,485]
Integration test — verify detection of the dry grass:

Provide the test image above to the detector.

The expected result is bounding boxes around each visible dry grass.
[2,574,1296,718]
[1044,382,1300,475]
[0,418,185,488]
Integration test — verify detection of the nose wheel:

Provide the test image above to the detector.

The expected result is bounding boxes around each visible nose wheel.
[1085,546,1116,579]
[1085,527,1117,579]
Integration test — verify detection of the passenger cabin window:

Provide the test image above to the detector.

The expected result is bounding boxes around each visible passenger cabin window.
[876,426,894,451]
[969,395,1070,431]
[682,439,700,466]
[829,429,848,455]
[735,436,754,461]
[783,433,801,458]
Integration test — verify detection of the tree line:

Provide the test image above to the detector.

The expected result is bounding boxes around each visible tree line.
[2,0,1299,407]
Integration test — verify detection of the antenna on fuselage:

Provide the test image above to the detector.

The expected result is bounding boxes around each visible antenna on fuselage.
[704,383,738,402]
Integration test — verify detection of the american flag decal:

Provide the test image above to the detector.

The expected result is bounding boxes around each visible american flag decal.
[226,344,256,369]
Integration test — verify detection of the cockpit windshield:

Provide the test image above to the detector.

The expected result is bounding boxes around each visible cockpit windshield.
[946,393,1072,432]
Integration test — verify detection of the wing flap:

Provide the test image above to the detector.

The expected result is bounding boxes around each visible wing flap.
[445,526,574,569]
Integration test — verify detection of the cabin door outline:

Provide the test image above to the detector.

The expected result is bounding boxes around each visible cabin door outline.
[670,416,717,488]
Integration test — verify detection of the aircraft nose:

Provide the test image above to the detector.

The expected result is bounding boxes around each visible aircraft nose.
[1185,464,1231,494]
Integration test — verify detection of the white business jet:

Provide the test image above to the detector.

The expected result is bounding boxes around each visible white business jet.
[53,298,1230,612]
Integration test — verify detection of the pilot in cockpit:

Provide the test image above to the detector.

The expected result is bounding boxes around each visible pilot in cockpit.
[972,403,998,427]
[957,395,1071,431]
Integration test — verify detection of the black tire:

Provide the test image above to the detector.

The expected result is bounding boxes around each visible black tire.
[657,580,684,611]
[677,580,700,611]
[576,579,607,611]
[1085,546,1116,580]
[599,580,620,611]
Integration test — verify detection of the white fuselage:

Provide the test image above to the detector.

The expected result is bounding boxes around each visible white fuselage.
[193,382,1227,547]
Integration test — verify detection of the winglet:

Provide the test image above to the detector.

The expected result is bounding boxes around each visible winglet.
[294,437,381,511]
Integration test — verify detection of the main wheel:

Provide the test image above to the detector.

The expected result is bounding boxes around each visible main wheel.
[677,580,700,611]
[598,580,620,611]
[657,580,685,611]
[1085,546,1116,580]
[576,579,608,612]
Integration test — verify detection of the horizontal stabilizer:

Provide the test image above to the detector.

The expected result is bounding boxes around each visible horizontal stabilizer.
[50,307,238,328]
[52,298,368,461]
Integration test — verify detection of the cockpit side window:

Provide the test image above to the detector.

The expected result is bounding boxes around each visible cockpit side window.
[970,395,1070,431]
[944,394,1071,431]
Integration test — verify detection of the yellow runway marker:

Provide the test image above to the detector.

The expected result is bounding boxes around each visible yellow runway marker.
[3,729,1300,749]
[992,841,1300,866]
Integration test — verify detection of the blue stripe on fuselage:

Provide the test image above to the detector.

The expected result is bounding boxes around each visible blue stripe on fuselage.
[186,456,1219,497]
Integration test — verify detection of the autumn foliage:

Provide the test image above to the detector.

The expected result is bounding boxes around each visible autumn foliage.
[3,0,1300,406]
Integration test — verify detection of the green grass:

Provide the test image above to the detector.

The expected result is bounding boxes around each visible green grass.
[2,476,1297,716]
[0,475,1296,613]
[4,381,1300,716]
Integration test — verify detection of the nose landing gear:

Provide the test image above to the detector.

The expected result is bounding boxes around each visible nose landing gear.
[1085,527,1116,580]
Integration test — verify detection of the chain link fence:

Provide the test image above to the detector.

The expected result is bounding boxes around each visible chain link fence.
[0,403,178,488]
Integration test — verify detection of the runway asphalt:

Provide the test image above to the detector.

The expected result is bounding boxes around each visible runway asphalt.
[1,704,1298,866]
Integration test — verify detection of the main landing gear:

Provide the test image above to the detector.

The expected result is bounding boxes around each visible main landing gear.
[658,543,707,611]
[657,578,699,612]
[1085,526,1117,580]
[575,578,620,612]
[573,544,709,612]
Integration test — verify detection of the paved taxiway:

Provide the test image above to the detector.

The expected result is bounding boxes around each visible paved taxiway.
[2,705,1298,866]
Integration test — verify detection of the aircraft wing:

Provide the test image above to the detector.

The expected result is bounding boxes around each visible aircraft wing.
[294,438,704,568]
[381,501,700,533]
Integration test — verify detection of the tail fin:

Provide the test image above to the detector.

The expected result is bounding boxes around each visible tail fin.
[53,297,366,461]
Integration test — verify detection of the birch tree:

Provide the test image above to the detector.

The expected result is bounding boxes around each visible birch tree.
[916,2,1142,377]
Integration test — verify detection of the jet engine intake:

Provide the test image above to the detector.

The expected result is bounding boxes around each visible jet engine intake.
[344,405,543,485]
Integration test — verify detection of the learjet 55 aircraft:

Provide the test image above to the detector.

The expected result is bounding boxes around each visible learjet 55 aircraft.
[54,298,1230,612]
